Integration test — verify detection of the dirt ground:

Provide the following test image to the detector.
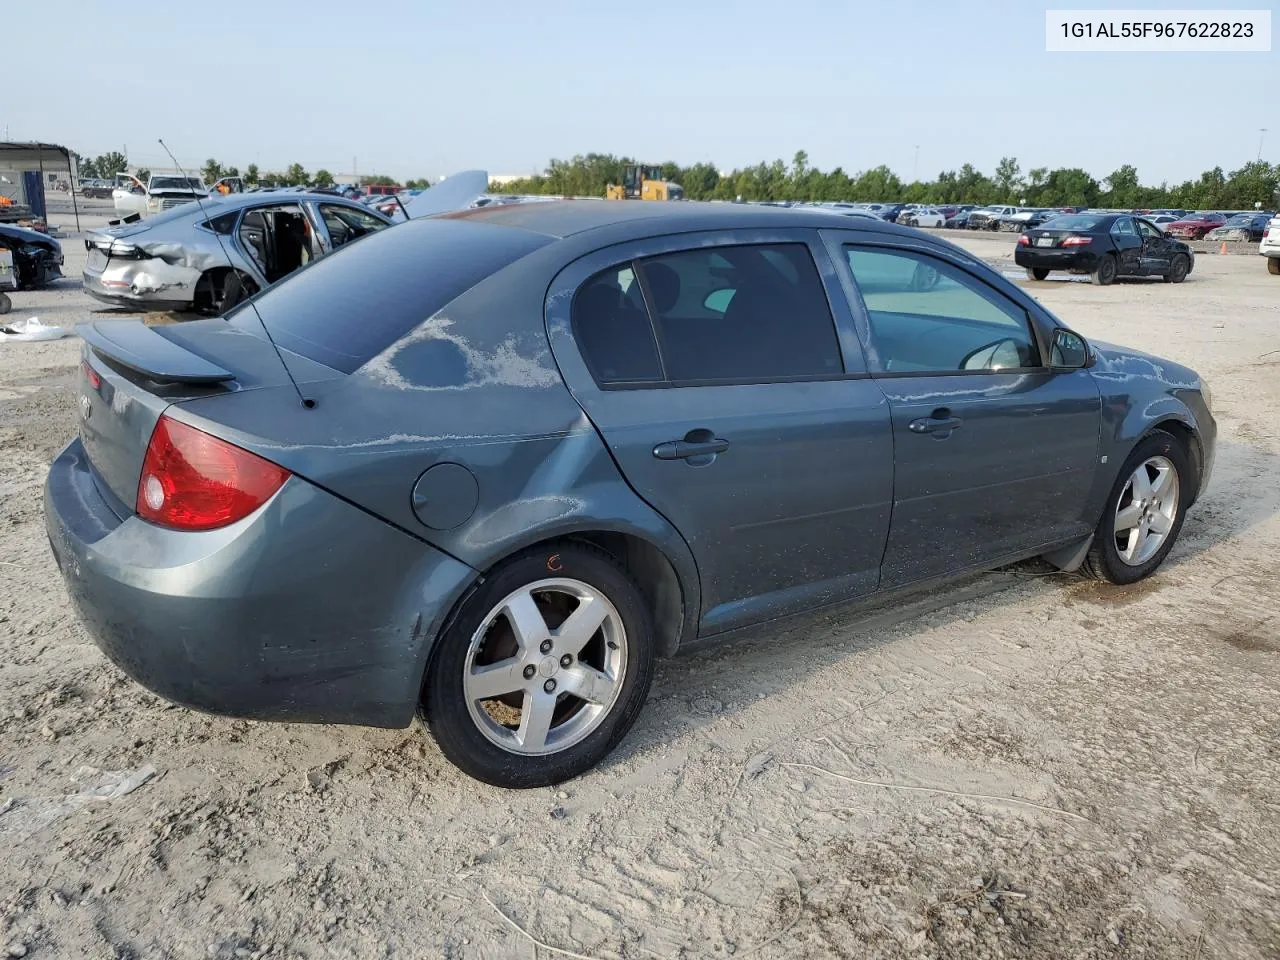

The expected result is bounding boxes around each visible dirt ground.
[1,211,1277,960]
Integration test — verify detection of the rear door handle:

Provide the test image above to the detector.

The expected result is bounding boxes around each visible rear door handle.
[908,416,963,434]
[653,438,730,460]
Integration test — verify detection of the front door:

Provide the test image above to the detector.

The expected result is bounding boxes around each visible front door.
[1135,217,1173,274]
[836,242,1102,588]
[548,234,895,636]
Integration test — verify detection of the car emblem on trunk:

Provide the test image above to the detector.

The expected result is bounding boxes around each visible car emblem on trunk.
[80,395,92,421]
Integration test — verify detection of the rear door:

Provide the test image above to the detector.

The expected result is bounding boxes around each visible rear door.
[824,234,1101,588]
[1109,217,1142,275]
[546,230,895,637]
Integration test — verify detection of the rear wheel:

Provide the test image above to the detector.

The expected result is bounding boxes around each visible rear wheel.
[0,292,10,315]
[1090,254,1117,286]
[1081,431,1192,584]
[423,543,655,787]
[1268,257,1280,276]
[1025,267,1050,281]
[1163,254,1189,283]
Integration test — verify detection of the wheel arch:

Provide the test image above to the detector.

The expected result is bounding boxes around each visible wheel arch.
[1144,416,1204,501]
[427,520,700,678]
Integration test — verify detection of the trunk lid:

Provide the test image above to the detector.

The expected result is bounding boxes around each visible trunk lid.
[75,318,343,513]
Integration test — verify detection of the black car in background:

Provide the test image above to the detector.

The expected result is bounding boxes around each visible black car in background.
[1016,213,1193,285]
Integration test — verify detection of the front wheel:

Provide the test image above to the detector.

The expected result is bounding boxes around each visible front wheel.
[422,543,655,788]
[1025,267,1050,281]
[1163,254,1189,283]
[1082,431,1193,584]
[1091,255,1117,286]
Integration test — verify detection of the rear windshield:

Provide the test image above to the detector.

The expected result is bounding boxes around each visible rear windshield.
[228,217,551,373]
[1042,215,1103,231]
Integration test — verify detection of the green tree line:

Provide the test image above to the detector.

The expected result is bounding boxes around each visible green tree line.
[493,151,1280,210]
[74,153,432,191]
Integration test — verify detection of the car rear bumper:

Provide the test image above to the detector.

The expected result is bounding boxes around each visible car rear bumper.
[1014,247,1098,272]
[44,438,477,728]
[82,254,201,311]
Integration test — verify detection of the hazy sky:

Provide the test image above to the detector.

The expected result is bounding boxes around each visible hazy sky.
[9,0,1273,185]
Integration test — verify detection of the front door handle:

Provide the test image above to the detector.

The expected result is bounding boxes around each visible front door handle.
[908,415,963,434]
[653,437,730,460]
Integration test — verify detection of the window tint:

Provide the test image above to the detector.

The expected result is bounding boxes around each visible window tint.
[1135,219,1161,239]
[203,211,239,235]
[1111,218,1136,236]
[1044,214,1103,231]
[845,247,1040,373]
[572,265,663,384]
[228,218,550,373]
[637,243,842,383]
[319,203,388,248]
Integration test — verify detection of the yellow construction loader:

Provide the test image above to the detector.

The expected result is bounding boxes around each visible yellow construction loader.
[606,164,684,201]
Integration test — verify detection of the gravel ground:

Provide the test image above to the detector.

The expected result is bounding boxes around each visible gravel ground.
[0,213,1277,960]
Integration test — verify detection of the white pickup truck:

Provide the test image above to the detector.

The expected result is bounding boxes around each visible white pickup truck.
[112,174,208,219]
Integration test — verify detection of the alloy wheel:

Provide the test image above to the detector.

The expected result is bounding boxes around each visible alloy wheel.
[462,578,627,755]
[1113,455,1180,566]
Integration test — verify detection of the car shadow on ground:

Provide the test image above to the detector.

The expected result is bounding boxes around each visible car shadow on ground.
[602,436,1280,773]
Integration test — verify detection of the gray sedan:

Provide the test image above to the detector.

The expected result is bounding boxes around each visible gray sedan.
[46,201,1215,787]
[82,192,394,313]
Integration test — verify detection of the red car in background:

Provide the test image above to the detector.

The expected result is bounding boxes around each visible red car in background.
[1165,212,1227,240]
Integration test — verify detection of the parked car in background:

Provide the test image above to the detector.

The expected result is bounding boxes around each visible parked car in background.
[113,174,210,219]
[84,192,395,314]
[1146,214,1181,231]
[968,205,1019,230]
[879,203,907,223]
[1164,212,1227,240]
[944,210,974,229]
[1016,213,1193,285]
[1205,213,1271,243]
[1259,216,1280,274]
[903,207,946,227]
[46,200,1216,787]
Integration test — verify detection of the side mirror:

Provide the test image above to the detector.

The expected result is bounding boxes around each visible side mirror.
[1050,328,1089,369]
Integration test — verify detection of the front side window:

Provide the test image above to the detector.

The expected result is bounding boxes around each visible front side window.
[1136,219,1161,240]
[845,246,1040,374]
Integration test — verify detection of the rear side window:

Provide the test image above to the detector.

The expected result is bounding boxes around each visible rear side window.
[228,218,550,373]
[572,265,664,385]
[638,244,841,383]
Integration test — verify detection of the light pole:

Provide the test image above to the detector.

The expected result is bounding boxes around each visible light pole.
[1259,128,1267,161]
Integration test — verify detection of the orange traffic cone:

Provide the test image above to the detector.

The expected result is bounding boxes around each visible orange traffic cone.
[1220,241,1229,254]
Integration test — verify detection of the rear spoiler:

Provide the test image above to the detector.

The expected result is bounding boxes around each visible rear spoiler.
[79,320,235,384]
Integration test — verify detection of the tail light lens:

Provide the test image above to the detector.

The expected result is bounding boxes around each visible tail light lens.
[137,415,290,531]
[1017,234,1030,246]
[1061,235,1091,247]
[81,360,101,390]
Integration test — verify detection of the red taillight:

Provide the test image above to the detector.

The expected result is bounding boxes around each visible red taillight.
[1061,235,1091,247]
[1017,234,1030,246]
[81,360,101,390]
[136,415,290,531]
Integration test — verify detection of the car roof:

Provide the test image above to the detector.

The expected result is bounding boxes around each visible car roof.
[437,199,909,240]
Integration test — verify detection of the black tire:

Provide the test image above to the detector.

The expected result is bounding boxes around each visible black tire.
[1268,258,1280,276]
[1090,255,1117,286]
[0,292,10,315]
[1163,254,1189,283]
[1025,267,1050,281]
[1081,430,1194,585]
[422,542,655,788]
